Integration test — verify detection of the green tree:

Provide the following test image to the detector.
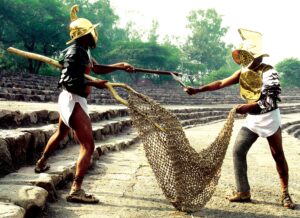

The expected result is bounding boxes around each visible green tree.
[104,40,182,84]
[0,0,69,74]
[203,65,237,84]
[276,58,300,87]
[182,8,230,81]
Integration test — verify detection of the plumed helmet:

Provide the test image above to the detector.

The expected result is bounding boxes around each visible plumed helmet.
[66,5,100,45]
[232,28,269,68]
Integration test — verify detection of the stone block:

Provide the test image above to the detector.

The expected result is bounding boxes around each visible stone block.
[29,112,38,124]
[5,132,31,168]
[35,110,48,122]
[0,202,25,218]
[0,184,48,211]
[0,172,57,201]
[48,111,59,122]
[0,139,14,177]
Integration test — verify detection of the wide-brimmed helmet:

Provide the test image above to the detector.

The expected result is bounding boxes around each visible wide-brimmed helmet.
[66,5,100,45]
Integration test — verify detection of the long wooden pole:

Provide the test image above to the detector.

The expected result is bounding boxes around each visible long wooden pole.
[7,47,185,77]
[92,64,184,77]
[7,47,62,68]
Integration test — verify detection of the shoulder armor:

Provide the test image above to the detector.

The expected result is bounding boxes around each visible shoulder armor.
[257,64,273,73]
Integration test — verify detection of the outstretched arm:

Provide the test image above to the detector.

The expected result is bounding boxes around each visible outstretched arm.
[184,69,241,95]
[92,58,134,74]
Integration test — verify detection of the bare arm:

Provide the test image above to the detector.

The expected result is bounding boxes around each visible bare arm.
[92,58,134,75]
[85,79,108,89]
[185,69,241,95]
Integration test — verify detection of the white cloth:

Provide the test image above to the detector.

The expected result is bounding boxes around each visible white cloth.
[243,108,281,138]
[58,90,89,127]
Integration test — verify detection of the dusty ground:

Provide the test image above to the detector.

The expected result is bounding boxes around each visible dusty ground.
[35,112,300,218]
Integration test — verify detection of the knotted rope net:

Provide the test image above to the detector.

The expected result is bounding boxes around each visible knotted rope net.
[127,90,236,212]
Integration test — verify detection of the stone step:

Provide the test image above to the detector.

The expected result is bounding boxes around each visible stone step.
[0,109,59,129]
[175,111,225,120]
[181,115,227,127]
[0,92,57,102]
[0,184,48,217]
[0,131,139,217]
[0,117,132,177]
[170,107,230,114]
[281,120,300,130]
[0,108,129,129]
[280,105,300,114]
[0,202,25,218]
[0,173,57,202]
[294,129,300,139]
[1,87,300,105]
[285,124,300,135]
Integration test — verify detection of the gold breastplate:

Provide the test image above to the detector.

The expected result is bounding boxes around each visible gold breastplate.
[239,64,273,103]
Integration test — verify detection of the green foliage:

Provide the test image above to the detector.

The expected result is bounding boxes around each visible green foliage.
[182,8,230,81]
[203,66,237,84]
[104,40,182,84]
[276,58,300,87]
[0,0,69,73]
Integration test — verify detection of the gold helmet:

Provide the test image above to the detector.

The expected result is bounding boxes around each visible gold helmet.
[66,5,100,45]
[232,29,269,68]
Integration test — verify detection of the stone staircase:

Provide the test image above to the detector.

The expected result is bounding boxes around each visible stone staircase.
[1,72,300,105]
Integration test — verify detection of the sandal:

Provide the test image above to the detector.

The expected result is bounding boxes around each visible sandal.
[227,191,251,202]
[66,189,99,204]
[34,164,50,173]
[281,192,295,209]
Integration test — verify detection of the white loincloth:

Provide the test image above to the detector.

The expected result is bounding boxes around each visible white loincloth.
[58,90,89,127]
[243,108,281,138]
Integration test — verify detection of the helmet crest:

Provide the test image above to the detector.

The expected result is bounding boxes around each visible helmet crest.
[70,5,79,22]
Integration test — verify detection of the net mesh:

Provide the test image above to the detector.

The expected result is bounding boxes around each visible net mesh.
[127,90,236,212]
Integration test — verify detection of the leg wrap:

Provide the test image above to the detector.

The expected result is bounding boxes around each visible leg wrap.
[233,127,258,192]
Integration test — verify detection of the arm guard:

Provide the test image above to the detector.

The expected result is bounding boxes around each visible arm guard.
[256,70,281,114]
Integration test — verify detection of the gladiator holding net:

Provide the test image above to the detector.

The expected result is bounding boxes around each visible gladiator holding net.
[126,88,236,212]
[7,47,236,212]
